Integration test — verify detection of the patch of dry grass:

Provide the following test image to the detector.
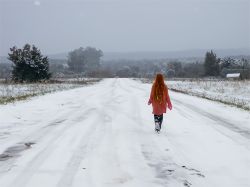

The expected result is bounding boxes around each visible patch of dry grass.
[0,78,101,105]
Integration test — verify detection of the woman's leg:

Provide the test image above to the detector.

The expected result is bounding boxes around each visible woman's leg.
[154,115,162,131]
[159,114,163,129]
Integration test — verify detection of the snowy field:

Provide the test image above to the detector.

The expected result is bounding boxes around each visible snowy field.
[165,79,250,110]
[0,78,100,104]
[0,78,250,187]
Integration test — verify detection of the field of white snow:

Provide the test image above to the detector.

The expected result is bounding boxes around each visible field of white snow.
[166,80,250,110]
[0,78,99,104]
[0,78,250,187]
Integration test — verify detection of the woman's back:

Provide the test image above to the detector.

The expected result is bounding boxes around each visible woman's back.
[148,73,172,133]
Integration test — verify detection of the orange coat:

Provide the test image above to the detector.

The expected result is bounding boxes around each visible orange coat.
[148,85,172,115]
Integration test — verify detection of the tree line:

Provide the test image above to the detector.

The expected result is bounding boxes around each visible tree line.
[1,44,249,82]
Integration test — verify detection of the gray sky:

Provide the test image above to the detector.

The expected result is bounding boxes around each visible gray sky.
[0,0,250,56]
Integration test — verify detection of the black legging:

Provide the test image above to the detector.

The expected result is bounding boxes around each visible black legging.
[154,114,163,129]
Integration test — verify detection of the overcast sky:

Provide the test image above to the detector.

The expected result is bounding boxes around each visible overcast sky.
[0,0,250,56]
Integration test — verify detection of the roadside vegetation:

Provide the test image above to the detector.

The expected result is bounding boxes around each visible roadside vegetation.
[168,79,250,111]
[0,78,101,105]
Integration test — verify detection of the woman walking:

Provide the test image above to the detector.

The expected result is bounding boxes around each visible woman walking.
[148,74,172,133]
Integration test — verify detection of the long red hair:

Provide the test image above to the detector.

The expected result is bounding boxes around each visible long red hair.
[152,74,166,104]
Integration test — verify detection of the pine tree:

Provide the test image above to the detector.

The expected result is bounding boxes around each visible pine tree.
[204,50,220,76]
[8,44,51,82]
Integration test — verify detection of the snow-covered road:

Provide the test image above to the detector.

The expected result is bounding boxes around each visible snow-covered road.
[0,78,250,187]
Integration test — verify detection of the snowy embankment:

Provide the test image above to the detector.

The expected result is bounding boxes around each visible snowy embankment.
[0,78,250,187]
[0,78,100,104]
[165,79,250,110]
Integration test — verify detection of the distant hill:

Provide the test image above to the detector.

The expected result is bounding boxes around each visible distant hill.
[46,48,250,61]
[1,48,249,63]
[102,48,250,61]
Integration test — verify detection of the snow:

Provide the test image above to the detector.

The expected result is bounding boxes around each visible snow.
[0,79,100,103]
[226,73,240,78]
[0,78,250,187]
[0,83,82,98]
[167,79,250,110]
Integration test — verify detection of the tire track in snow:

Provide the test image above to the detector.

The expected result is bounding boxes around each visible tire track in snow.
[0,103,95,174]
[7,107,98,187]
[56,109,111,187]
[57,80,118,187]
[173,98,250,140]
[79,79,137,186]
